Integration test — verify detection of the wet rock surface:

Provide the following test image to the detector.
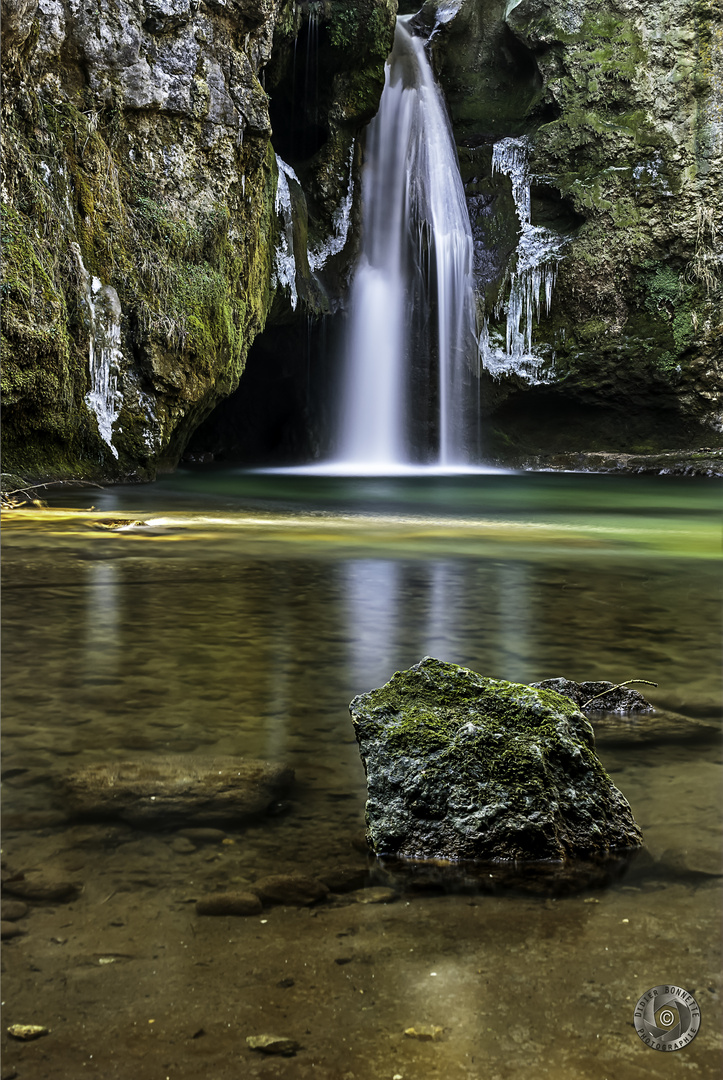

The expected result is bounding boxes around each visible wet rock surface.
[351,657,644,862]
[63,756,294,828]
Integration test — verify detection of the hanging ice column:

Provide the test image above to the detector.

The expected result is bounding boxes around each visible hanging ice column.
[273,154,300,312]
[479,136,566,383]
[72,243,123,458]
[336,18,478,468]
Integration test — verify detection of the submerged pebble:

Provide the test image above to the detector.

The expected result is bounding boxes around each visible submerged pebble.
[347,887,398,904]
[251,873,329,907]
[1,922,26,940]
[2,901,28,921]
[3,873,80,903]
[178,828,227,844]
[246,1034,300,1055]
[404,1025,444,1041]
[195,892,262,916]
[7,1024,49,1041]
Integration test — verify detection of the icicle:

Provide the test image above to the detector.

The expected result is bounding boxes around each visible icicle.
[308,142,355,272]
[72,244,123,457]
[480,137,566,383]
[273,154,300,311]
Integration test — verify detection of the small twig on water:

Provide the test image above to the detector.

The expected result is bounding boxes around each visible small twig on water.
[582,679,658,709]
[2,479,104,509]
[3,480,104,497]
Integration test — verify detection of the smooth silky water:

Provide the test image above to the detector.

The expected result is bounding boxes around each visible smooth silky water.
[2,471,721,1079]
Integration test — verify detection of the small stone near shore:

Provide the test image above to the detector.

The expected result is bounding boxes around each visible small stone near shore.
[404,1025,443,1041]
[3,874,80,903]
[246,1034,300,1055]
[2,901,28,921]
[195,892,262,917]
[7,1024,49,1041]
[251,874,329,907]
[63,756,294,828]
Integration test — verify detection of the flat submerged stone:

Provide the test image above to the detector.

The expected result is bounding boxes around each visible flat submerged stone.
[350,657,643,862]
[63,756,294,828]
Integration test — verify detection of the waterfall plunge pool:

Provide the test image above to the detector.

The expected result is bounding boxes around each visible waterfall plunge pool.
[2,470,721,1078]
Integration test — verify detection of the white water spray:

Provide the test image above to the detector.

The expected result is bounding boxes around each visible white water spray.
[336,19,478,468]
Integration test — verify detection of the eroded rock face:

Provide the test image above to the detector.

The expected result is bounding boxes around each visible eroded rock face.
[63,756,294,827]
[350,657,643,861]
[1,0,394,482]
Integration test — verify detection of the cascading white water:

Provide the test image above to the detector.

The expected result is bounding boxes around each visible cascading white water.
[336,18,478,469]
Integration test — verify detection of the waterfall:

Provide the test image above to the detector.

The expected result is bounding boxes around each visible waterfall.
[478,136,566,383]
[336,18,478,469]
[72,243,123,458]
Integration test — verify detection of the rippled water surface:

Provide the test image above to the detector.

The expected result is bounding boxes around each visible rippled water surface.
[2,471,721,1078]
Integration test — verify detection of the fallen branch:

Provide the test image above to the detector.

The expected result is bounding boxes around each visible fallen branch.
[2,479,104,509]
[582,679,658,710]
[3,480,104,496]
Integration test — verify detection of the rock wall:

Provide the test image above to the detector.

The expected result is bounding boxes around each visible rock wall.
[424,0,723,458]
[1,0,395,482]
[3,0,721,480]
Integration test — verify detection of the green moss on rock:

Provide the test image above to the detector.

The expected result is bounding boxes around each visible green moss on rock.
[351,657,643,862]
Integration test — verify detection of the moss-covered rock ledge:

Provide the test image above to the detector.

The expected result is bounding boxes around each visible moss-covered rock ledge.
[351,657,643,862]
[1,0,395,484]
[427,0,723,454]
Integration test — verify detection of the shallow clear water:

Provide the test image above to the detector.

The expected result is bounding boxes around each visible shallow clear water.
[2,471,721,1078]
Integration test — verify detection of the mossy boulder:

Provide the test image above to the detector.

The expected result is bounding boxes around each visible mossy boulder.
[350,657,643,861]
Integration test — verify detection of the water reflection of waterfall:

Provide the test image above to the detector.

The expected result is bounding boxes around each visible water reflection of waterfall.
[344,557,533,689]
[344,560,401,689]
[494,562,532,683]
[337,19,478,469]
[424,560,470,660]
[85,563,120,681]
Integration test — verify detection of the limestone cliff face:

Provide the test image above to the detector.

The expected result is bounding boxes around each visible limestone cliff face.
[425,0,723,455]
[1,0,395,481]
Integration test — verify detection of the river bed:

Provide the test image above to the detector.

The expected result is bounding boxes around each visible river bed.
[2,471,721,1079]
